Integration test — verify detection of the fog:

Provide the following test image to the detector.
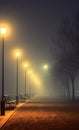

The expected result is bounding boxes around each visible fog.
[0,1,79,102]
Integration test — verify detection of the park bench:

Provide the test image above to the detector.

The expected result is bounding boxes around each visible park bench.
[6,100,16,108]
[4,95,16,109]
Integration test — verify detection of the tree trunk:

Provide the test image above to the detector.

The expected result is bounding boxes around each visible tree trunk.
[71,77,75,101]
[66,75,70,99]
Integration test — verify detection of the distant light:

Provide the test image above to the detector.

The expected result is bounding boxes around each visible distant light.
[24,63,28,68]
[0,27,7,35]
[43,64,48,70]
[16,52,20,57]
[28,70,32,74]
[32,74,41,87]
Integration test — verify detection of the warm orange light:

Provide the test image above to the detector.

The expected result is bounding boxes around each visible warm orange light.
[12,49,22,60]
[16,52,20,57]
[0,27,7,35]
[24,64,28,68]
[32,74,41,87]
[28,70,32,74]
[0,23,11,37]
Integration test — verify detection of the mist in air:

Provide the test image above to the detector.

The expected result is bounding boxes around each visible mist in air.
[0,1,79,102]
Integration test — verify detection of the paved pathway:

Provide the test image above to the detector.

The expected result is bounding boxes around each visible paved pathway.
[0,103,24,128]
[1,99,79,130]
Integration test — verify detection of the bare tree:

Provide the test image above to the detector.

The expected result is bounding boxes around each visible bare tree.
[51,9,79,101]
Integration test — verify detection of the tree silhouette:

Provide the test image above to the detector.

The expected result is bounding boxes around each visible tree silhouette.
[51,9,79,101]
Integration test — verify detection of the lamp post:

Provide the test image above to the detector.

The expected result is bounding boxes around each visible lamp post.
[24,64,28,97]
[0,27,7,116]
[25,65,26,97]
[16,52,19,105]
[28,70,32,98]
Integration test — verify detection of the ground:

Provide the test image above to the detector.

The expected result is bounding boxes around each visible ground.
[1,98,79,130]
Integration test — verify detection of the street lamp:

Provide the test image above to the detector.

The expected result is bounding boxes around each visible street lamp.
[43,64,48,70]
[24,64,28,97]
[28,70,32,98]
[0,27,7,115]
[16,52,20,105]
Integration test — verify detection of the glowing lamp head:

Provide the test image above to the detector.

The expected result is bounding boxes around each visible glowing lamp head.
[43,65,48,70]
[16,52,20,57]
[0,27,7,35]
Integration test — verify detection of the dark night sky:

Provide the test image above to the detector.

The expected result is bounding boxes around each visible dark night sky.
[0,0,79,62]
[0,0,79,97]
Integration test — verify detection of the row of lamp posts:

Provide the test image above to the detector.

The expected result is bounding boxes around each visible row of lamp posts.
[16,58,33,105]
[0,27,33,115]
[0,26,47,116]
